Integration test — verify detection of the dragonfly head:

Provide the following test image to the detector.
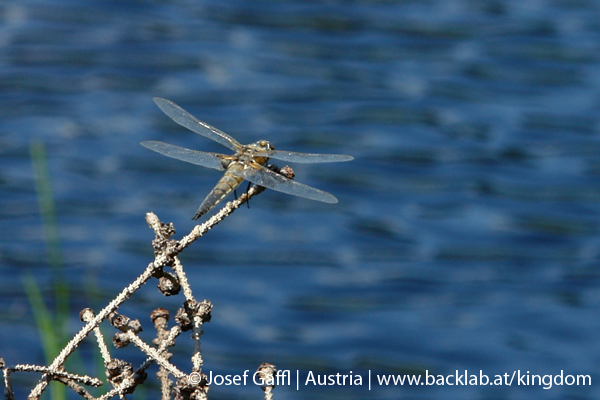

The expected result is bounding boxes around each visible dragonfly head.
[251,140,274,152]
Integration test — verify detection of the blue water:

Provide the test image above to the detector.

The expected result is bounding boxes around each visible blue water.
[1,0,600,399]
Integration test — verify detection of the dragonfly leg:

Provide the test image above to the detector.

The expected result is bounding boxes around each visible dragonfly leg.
[245,181,252,209]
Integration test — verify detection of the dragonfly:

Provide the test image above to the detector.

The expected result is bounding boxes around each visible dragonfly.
[142,98,353,220]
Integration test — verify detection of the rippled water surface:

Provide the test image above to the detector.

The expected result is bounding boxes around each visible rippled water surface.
[2,0,600,399]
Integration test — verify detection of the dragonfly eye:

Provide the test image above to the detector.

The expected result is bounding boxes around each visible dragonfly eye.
[258,140,273,150]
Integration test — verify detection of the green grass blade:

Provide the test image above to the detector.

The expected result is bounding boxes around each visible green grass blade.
[30,141,70,326]
[29,140,69,400]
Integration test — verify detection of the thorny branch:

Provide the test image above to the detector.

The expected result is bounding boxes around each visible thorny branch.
[2,174,285,400]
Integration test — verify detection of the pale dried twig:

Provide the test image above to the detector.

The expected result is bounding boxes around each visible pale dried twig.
[4,175,283,400]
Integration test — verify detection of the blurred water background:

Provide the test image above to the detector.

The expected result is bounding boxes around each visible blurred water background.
[1,0,600,399]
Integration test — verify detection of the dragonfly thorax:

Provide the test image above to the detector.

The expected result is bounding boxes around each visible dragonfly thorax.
[241,140,274,166]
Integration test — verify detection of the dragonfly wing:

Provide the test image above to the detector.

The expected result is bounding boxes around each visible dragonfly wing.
[153,98,242,152]
[259,149,354,164]
[141,141,226,171]
[236,163,338,203]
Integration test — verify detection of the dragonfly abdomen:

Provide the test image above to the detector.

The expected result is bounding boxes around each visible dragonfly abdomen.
[192,166,245,220]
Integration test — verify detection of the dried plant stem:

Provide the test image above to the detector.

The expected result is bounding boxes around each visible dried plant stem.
[55,375,96,400]
[190,321,203,372]
[3,366,15,400]
[125,331,185,379]
[9,364,102,387]
[81,309,112,365]
[97,382,133,400]
[171,257,193,303]
[256,363,277,400]
[177,185,263,251]
[264,386,274,400]
[148,311,178,400]
[29,255,168,399]
[139,326,180,372]
[7,180,279,400]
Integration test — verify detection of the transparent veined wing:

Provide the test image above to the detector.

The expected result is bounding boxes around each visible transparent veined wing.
[237,162,338,203]
[153,98,242,152]
[141,141,227,171]
[256,149,354,164]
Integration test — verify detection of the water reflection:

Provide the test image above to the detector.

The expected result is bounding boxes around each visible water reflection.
[2,0,600,399]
